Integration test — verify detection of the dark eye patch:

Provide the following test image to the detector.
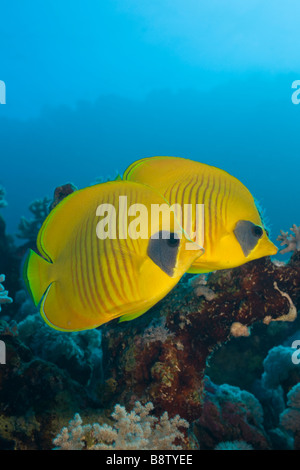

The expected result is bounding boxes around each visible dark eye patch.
[234,220,263,257]
[147,231,180,277]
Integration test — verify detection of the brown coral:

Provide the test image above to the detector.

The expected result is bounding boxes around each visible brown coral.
[100,252,300,423]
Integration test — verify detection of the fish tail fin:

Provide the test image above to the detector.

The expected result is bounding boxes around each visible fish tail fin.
[23,249,53,306]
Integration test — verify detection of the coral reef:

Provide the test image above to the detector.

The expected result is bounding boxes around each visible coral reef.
[17,197,51,242]
[280,383,300,450]
[250,344,300,450]
[277,225,300,254]
[100,250,300,423]
[207,314,300,391]
[0,206,299,449]
[0,186,7,209]
[0,210,20,318]
[17,310,103,390]
[214,440,254,450]
[261,345,300,391]
[53,401,189,450]
[190,377,269,449]
[49,183,77,211]
[0,274,12,312]
[188,274,216,301]
[0,318,96,449]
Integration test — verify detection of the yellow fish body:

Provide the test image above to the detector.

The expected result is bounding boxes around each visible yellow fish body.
[23,181,203,331]
[123,156,278,273]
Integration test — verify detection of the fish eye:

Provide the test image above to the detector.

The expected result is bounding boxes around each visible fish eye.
[166,233,180,247]
[252,225,263,238]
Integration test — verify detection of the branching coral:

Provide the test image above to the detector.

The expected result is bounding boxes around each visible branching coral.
[277,225,300,254]
[53,401,189,450]
[17,197,51,241]
[0,186,7,209]
[17,184,79,242]
[141,318,174,346]
[0,274,13,312]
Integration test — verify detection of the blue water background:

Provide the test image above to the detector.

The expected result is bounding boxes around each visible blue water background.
[0,1,299,247]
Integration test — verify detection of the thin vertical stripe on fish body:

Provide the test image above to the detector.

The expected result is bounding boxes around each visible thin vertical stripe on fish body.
[123,156,278,272]
[23,181,203,331]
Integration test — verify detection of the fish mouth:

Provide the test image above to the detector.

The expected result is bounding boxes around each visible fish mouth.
[258,238,278,257]
[267,242,278,256]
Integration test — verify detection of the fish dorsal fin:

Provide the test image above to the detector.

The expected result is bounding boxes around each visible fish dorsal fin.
[123,156,177,186]
[37,188,87,262]
[37,183,122,263]
[123,156,249,197]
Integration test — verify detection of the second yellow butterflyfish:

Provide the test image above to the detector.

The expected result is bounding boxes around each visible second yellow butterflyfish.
[123,156,278,273]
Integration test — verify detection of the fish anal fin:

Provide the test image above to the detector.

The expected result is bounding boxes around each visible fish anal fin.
[37,188,89,263]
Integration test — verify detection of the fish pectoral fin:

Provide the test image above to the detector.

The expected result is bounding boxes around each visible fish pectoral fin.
[118,307,149,323]
[187,266,211,274]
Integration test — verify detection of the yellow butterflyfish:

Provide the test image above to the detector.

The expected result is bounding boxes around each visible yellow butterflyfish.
[23,180,203,331]
[123,156,278,273]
